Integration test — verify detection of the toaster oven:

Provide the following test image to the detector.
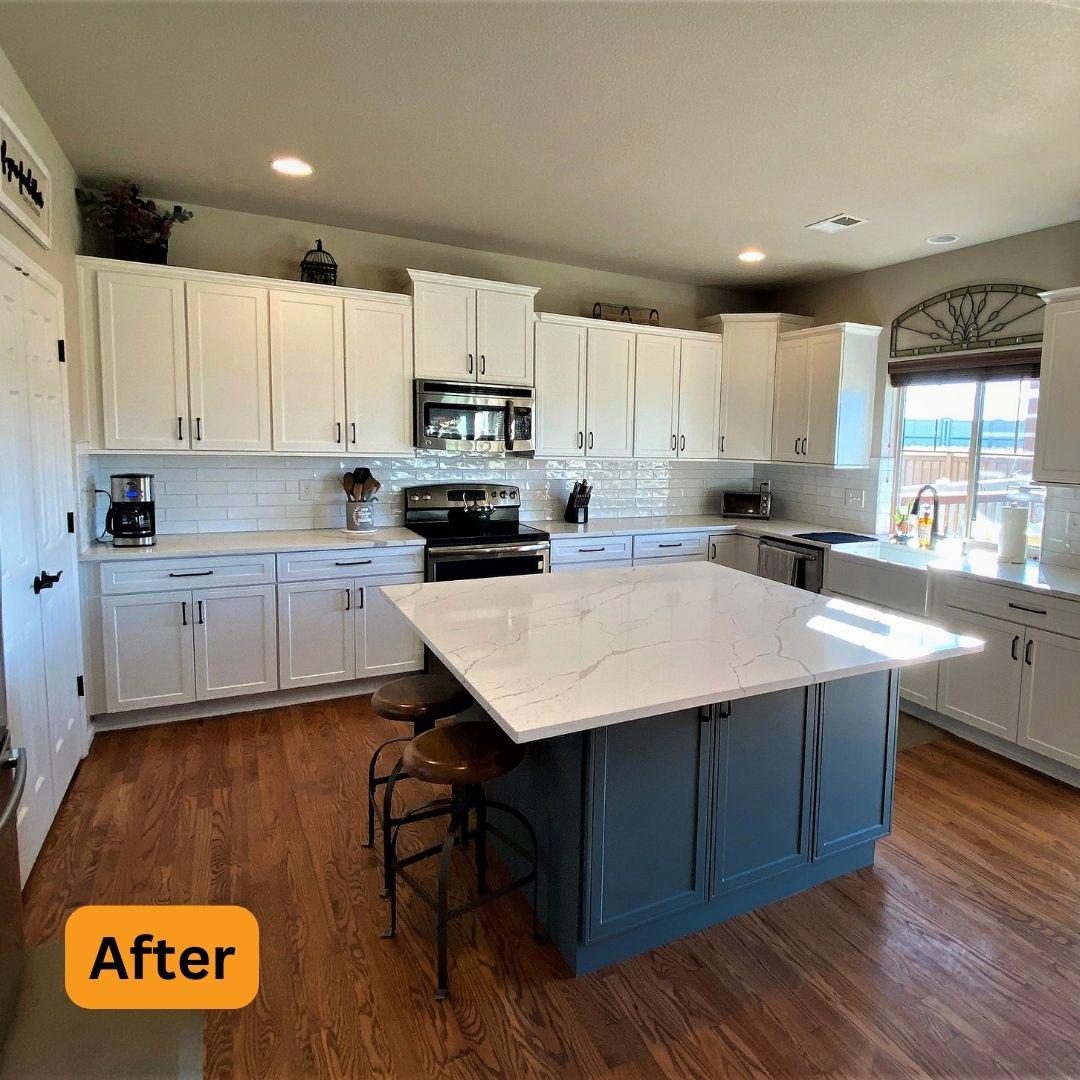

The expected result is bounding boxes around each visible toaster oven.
[721,483,772,519]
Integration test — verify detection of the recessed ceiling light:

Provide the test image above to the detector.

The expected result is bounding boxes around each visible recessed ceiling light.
[271,156,313,177]
[926,233,959,245]
[738,249,766,263]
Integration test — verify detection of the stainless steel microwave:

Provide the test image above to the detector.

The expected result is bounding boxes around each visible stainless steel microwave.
[414,380,535,455]
[721,484,772,519]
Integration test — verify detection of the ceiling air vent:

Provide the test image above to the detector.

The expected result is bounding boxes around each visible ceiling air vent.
[805,213,868,234]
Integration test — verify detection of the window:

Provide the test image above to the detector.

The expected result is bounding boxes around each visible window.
[893,377,1045,549]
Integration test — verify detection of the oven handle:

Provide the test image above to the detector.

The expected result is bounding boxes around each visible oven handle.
[427,542,550,559]
[505,399,515,453]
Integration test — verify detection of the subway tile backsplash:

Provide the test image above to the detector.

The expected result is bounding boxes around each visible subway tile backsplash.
[1041,485,1080,569]
[753,459,887,536]
[79,453,756,542]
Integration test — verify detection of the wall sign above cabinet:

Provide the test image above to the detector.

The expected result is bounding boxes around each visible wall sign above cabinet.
[0,105,51,248]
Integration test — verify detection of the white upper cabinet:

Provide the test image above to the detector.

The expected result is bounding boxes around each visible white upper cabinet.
[98,271,189,449]
[585,327,636,458]
[702,313,813,461]
[771,323,881,467]
[535,319,587,456]
[408,270,538,386]
[344,297,413,454]
[476,288,534,384]
[633,334,680,458]
[270,290,346,452]
[676,336,722,459]
[186,280,271,451]
[1033,287,1080,485]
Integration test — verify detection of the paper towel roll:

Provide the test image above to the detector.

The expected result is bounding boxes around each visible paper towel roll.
[997,505,1029,563]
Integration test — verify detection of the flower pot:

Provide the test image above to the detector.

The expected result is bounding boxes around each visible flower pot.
[113,235,169,265]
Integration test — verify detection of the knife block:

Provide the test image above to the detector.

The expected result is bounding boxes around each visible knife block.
[563,504,588,524]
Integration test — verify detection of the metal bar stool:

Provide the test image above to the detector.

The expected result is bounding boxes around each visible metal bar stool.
[380,720,540,1000]
[365,674,473,893]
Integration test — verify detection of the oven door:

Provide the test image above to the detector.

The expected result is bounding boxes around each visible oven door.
[414,382,534,455]
[427,542,549,582]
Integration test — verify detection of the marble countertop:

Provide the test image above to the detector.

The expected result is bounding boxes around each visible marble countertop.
[78,526,425,562]
[830,541,1080,602]
[382,561,982,744]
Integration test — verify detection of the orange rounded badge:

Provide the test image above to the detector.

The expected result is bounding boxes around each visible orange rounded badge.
[65,905,259,1010]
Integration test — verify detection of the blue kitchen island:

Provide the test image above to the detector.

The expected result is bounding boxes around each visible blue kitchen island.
[383,562,981,974]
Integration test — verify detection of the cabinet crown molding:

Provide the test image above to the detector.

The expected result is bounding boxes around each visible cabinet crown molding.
[778,321,882,341]
[405,268,540,296]
[1038,286,1080,304]
[536,311,721,342]
[698,312,813,330]
[76,256,411,306]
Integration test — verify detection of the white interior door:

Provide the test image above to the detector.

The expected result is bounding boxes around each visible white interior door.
[413,281,475,380]
[97,271,189,449]
[535,321,587,456]
[269,290,345,451]
[356,575,425,678]
[633,334,680,458]
[719,321,775,461]
[476,288,532,385]
[23,278,83,799]
[277,579,356,688]
[677,337,722,459]
[1017,628,1080,769]
[0,262,54,878]
[186,280,271,451]
[101,592,196,712]
[804,331,842,464]
[937,610,1023,741]
[585,327,636,458]
[771,337,808,462]
[344,298,413,454]
[193,585,278,700]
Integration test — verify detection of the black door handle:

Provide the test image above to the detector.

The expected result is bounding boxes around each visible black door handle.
[1024,639,1035,666]
[33,570,62,594]
[1011,634,1020,661]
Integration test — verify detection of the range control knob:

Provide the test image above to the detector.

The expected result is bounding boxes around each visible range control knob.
[422,493,432,501]
[500,490,508,499]
[409,494,419,502]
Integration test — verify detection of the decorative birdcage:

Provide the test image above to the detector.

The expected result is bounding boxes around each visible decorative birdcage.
[299,239,338,286]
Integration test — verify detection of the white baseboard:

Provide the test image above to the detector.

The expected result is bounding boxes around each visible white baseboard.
[904,702,1080,790]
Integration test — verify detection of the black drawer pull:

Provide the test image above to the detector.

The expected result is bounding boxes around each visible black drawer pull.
[335,559,373,566]
[168,570,214,578]
[658,542,684,549]
[1008,601,1047,616]
[577,547,607,553]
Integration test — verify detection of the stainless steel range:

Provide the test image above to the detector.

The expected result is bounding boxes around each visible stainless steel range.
[404,483,550,581]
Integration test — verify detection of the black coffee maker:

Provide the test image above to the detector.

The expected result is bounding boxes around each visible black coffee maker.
[103,473,156,547]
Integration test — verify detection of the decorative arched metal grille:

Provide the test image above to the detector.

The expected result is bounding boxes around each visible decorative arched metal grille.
[890,283,1045,358]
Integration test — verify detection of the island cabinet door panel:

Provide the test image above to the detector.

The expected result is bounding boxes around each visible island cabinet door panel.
[355,575,425,678]
[276,579,356,688]
[813,670,898,859]
[710,690,815,896]
[192,585,278,700]
[584,709,712,942]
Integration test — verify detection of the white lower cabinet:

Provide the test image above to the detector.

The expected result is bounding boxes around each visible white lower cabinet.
[551,559,632,573]
[356,575,425,677]
[897,661,939,711]
[937,610,1024,741]
[277,578,356,688]
[1017,628,1080,769]
[194,585,278,700]
[102,592,197,712]
[708,534,759,575]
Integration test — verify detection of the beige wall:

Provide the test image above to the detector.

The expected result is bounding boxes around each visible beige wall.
[0,44,83,436]
[113,201,748,330]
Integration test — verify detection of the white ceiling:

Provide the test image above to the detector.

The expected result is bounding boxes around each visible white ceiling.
[2,1,1079,286]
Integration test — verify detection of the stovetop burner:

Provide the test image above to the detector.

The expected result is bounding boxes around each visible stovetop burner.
[405,520,550,546]
[791,531,877,545]
[403,482,549,547]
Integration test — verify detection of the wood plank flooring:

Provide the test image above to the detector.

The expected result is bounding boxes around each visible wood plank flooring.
[23,698,1080,1079]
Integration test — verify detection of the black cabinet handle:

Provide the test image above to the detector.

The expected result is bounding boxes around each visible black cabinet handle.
[1009,602,1047,616]
[801,437,808,455]
[357,587,365,610]
[351,422,357,444]
[197,599,204,625]
[1024,639,1035,666]
[335,422,342,444]
[578,547,607,553]
[335,559,372,566]
[794,436,800,455]
[480,354,486,375]
[468,353,474,374]
[577,431,584,449]
[177,416,184,441]
[588,432,594,450]
[658,543,683,549]
[344,588,351,611]
[195,417,203,441]
[168,570,213,578]
[680,435,686,452]
[671,434,676,451]
[1011,634,1020,661]
[181,601,188,626]
[710,543,716,560]
[720,435,725,453]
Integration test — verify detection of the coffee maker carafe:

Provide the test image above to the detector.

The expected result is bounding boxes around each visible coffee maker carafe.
[105,473,156,547]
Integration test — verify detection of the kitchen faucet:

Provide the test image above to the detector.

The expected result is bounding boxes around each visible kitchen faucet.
[909,484,940,547]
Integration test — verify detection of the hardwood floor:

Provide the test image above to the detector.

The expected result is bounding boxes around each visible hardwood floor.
[23,699,1080,1079]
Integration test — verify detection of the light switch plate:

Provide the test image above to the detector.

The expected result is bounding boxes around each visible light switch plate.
[845,488,866,508]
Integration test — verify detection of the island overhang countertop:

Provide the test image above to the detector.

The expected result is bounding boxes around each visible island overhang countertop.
[382,562,983,744]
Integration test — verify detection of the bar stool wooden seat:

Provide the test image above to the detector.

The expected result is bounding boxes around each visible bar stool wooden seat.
[364,673,473,859]
[381,720,539,1000]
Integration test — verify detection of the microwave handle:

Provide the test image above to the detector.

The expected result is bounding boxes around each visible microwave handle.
[505,400,515,452]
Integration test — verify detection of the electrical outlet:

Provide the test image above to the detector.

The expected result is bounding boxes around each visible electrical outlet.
[1067,512,1080,539]
[844,488,866,509]
[298,480,315,503]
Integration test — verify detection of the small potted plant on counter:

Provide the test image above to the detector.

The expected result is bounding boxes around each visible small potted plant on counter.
[76,181,193,264]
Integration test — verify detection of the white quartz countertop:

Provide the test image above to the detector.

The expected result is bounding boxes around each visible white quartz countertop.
[830,541,1080,602]
[382,561,982,744]
[78,526,425,561]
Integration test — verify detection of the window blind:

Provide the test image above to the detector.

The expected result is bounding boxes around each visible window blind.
[888,348,1040,387]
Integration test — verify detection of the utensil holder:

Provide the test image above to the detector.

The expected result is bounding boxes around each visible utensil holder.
[347,503,376,533]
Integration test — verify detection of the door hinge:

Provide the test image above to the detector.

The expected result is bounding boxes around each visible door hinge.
[57,339,66,363]
[76,675,85,697]
[67,511,75,534]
